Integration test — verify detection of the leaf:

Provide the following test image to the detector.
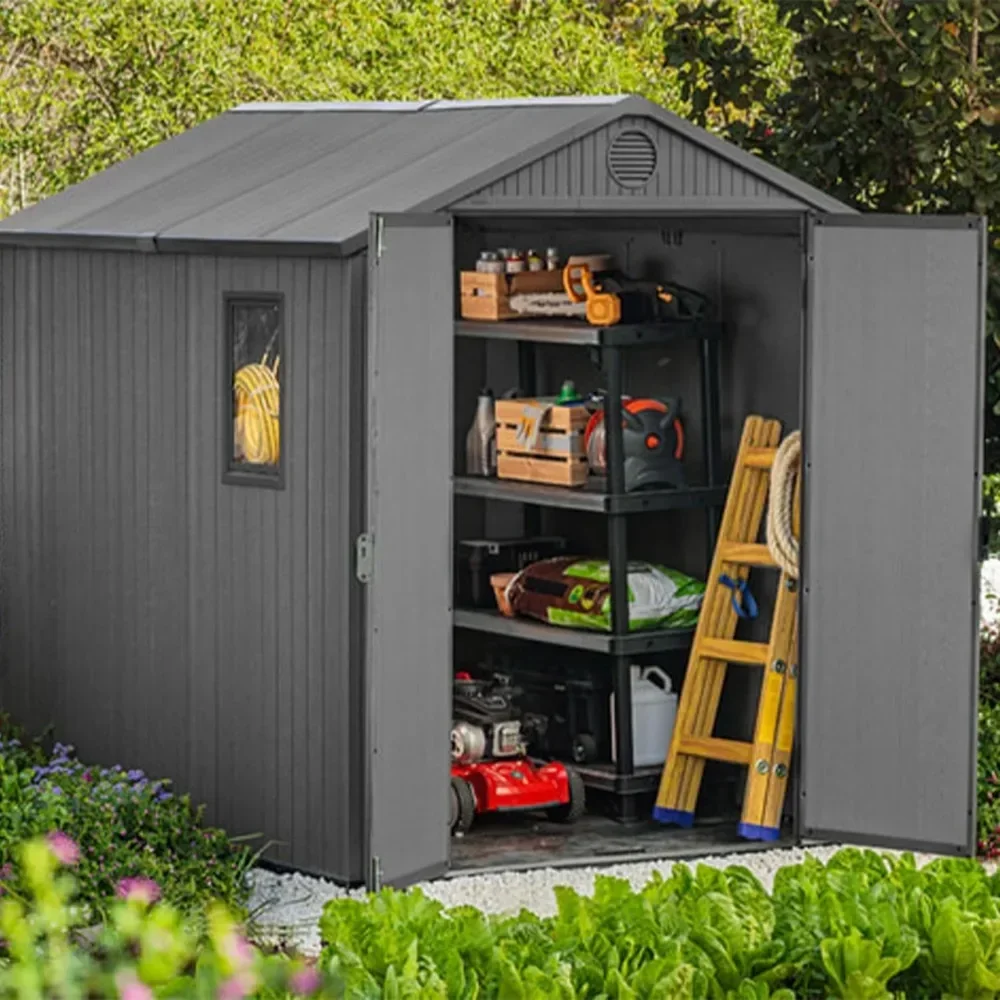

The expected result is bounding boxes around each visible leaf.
[497,957,525,1000]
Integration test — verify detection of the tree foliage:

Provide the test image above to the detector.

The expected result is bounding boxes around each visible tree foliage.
[0,0,793,218]
[666,0,1000,477]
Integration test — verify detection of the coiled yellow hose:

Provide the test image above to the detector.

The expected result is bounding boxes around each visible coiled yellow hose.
[234,353,281,466]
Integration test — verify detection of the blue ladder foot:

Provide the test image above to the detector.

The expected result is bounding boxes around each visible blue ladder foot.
[652,807,695,828]
[738,822,781,842]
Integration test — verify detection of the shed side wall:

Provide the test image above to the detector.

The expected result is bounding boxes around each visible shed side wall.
[0,247,362,881]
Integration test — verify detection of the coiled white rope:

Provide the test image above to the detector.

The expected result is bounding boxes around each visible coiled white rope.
[766,430,801,579]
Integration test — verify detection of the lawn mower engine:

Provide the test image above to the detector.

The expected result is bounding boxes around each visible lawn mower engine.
[450,672,585,835]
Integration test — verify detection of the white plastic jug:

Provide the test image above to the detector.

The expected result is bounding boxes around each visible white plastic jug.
[610,665,678,768]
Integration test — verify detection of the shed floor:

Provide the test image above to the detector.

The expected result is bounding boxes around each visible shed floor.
[448,812,793,876]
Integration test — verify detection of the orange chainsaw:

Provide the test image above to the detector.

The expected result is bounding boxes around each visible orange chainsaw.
[563,261,708,327]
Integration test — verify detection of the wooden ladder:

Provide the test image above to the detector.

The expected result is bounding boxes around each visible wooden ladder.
[653,414,801,842]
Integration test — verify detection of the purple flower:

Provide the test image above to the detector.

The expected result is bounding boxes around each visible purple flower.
[289,965,322,996]
[46,831,80,866]
[82,770,93,783]
[0,864,13,880]
[127,769,144,782]
[116,876,161,905]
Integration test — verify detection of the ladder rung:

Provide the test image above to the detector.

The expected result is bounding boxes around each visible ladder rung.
[743,447,777,469]
[718,542,777,568]
[676,736,753,765]
[699,637,770,665]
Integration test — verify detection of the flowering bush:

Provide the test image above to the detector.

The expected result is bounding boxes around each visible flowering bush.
[0,734,255,922]
[979,623,1000,859]
[0,833,336,999]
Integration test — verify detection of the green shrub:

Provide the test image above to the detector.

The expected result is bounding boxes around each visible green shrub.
[318,847,1000,999]
[0,735,256,923]
[981,625,1000,859]
[0,833,335,999]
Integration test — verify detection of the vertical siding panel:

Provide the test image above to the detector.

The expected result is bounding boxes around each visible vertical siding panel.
[305,258,327,866]
[187,254,218,818]
[121,255,138,759]
[288,257,310,863]
[58,252,78,734]
[267,255,292,862]
[172,255,192,792]
[52,250,65,741]
[40,251,58,729]
[339,252,367,879]
[24,250,40,729]
[145,255,163,776]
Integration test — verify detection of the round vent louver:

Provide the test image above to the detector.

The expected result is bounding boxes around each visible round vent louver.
[607,129,658,189]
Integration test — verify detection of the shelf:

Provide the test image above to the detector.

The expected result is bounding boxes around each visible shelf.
[574,761,664,796]
[453,608,695,656]
[455,317,722,348]
[454,475,728,515]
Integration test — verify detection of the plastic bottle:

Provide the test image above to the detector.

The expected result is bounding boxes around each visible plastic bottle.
[610,665,678,768]
[465,388,496,477]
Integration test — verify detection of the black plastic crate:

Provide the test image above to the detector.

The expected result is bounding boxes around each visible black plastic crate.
[455,536,568,609]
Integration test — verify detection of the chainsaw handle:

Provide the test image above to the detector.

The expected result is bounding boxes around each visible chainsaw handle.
[562,262,601,304]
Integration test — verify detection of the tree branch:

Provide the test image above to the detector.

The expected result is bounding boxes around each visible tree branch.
[861,0,911,55]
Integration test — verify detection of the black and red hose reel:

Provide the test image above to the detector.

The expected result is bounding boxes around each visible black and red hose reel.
[584,396,687,493]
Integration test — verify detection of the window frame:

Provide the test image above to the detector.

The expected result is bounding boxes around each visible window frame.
[222,290,286,490]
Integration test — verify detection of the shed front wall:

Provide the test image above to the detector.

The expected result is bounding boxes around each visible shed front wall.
[0,246,365,881]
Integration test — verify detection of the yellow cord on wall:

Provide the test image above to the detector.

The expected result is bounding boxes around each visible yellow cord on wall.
[234,352,281,466]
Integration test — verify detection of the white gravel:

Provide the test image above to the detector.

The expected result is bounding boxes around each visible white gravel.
[247,560,1000,956]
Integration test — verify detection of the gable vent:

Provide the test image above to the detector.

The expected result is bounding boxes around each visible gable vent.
[607,129,658,189]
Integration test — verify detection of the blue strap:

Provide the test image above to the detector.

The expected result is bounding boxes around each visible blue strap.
[719,574,758,620]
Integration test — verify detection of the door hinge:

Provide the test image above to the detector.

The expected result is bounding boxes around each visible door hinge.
[375,216,385,261]
[368,855,383,893]
[356,532,374,584]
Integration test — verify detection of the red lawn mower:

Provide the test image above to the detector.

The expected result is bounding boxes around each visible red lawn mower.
[449,672,586,835]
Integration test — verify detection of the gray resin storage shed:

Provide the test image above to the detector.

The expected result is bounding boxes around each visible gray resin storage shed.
[0,95,986,889]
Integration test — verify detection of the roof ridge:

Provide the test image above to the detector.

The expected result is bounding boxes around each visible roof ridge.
[232,95,630,113]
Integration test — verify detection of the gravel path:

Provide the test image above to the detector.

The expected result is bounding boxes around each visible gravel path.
[247,559,1000,956]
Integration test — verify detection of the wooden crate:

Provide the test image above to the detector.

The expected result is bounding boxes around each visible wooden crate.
[459,269,565,321]
[495,398,589,487]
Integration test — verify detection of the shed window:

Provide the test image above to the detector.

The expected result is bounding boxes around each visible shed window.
[224,293,284,486]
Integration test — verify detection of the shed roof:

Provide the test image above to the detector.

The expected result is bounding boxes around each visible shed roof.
[0,96,851,257]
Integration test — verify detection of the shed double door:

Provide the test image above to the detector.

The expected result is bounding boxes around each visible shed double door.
[364,210,986,890]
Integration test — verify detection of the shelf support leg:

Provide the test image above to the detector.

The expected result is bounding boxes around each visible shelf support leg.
[604,345,634,778]
[700,337,723,559]
[518,340,543,538]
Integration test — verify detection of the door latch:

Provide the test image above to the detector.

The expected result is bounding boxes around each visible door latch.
[356,533,374,584]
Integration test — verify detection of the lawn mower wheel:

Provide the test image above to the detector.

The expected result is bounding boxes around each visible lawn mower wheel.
[450,775,476,835]
[545,765,586,824]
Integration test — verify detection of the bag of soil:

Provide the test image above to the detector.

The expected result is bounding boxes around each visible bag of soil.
[505,556,704,632]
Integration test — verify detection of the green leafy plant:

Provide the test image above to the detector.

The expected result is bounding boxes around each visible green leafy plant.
[0,736,257,923]
[317,848,1000,999]
[0,833,334,999]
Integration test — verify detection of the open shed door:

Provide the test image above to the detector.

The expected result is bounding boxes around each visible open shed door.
[801,214,986,857]
[365,212,454,889]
